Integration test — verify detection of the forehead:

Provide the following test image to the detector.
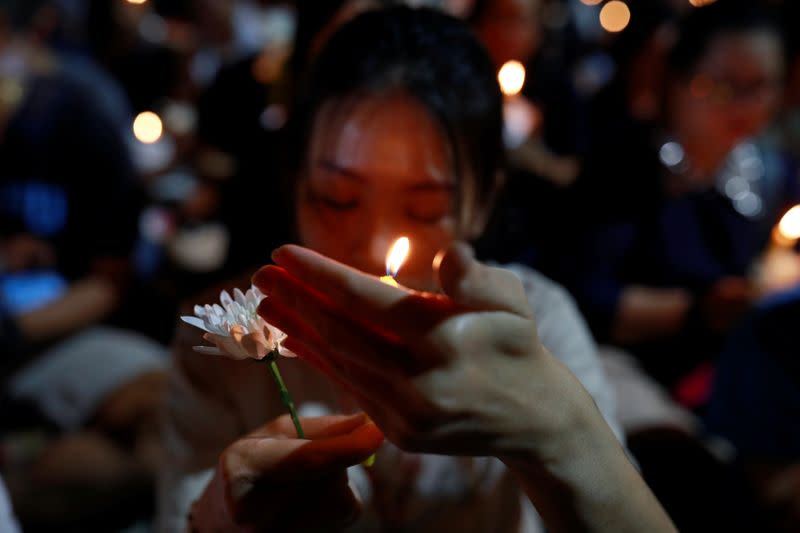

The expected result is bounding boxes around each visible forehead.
[308,93,454,184]
[697,30,784,79]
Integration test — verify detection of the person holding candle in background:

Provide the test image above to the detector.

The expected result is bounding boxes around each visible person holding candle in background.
[158,7,678,532]
[466,0,589,270]
[556,4,799,529]
[564,0,796,397]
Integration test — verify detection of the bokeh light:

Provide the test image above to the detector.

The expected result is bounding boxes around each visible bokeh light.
[498,60,526,97]
[689,0,717,7]
[580,0,603,5]
[126,0,147,4]
[133,111,164,144]
[778,205,800,241]
[600,1,631,33]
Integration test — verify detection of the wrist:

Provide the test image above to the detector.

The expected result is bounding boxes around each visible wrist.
[497,359,675,532]
[494,347,612,467]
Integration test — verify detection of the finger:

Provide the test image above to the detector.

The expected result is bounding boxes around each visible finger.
[258,290,427,376]
[256,263,458,345]
[248,413,372,440]
[229,417,383,478]
[270,420,385,479]
[434,242,534,319]
[255,246,402,318]
[258,246,460,330]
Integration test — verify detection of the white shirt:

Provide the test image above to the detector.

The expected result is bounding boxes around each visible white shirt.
[0,476,21,533]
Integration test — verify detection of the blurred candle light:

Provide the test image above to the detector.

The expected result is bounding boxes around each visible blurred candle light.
[775,205,800,247]
[599,1,631,33]
[126,0,147,4]
[498,60,537,149]
[133,111,163,144]
[579,0,602,5]
[380,237,410,288]
[498,60,526,97]
[688,0,717,7]
[756,205,800,294]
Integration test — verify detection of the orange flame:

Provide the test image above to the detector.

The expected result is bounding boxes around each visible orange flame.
[778,205,800,242]
[385,237,410,278]
[498,61,526,97]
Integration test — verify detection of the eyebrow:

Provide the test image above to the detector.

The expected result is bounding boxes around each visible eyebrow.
[317,159,455,191]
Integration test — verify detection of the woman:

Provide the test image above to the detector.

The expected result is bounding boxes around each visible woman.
[158,7,671,532]
[566,0,791,392]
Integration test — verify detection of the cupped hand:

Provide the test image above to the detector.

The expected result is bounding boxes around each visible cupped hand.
[253,243,595,462]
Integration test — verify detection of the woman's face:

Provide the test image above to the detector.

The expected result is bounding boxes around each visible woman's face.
[669,30,783,177]
[296,93,470,291]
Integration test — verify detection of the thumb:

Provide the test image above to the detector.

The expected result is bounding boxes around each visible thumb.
[434,242,533,319]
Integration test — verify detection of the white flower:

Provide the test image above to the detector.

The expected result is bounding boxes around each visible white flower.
[180,286,295,360]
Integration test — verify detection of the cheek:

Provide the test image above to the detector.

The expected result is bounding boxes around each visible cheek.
[296,201,360,260]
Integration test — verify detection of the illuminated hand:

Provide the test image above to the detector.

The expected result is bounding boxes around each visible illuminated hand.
[253,243,595,460]
[190,414,383,532]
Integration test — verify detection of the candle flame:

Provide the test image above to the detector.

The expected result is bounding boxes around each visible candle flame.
[778,205,800,241]
[385,237,410,277]
[498,60,526,97]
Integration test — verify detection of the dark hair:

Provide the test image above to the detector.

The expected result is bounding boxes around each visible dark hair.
[668,0,783,78]
[286,6,504,212]
[466,0,492,25]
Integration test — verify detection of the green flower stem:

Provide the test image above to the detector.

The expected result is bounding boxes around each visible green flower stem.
[265,350,305,439]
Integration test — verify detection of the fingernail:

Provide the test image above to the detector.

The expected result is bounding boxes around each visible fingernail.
[271,246,287,264]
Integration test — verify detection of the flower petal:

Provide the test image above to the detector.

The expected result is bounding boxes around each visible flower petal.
[233,288,247,306]
[204,332,252,360]
[278,345,297,358]
[220,290,233,309]
[192,345,225,356]
[239,331,269,359]
[181,315,211,332]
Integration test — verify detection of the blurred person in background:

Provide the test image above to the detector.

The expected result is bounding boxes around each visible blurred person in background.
[706,286,800,533]
[468,0,589,269]
[556,2,797,530]
[566,0,793,400]
[0,1,168,529]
